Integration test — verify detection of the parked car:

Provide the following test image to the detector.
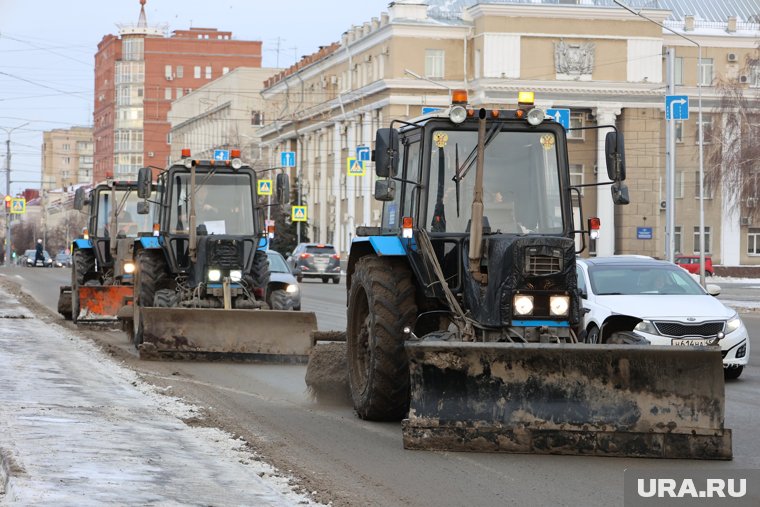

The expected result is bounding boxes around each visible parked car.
[266,250,301,311]
[24,249,53,268]
[54,253,72,268]
[577,256,749,379]
[674,254,714,276]
[286,243,341,284]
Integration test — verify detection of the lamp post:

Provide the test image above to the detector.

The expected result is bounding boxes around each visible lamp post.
[613,1,706,287]
[2,122,29,267]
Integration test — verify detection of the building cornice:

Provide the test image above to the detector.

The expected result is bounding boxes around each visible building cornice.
[467,4,670,24]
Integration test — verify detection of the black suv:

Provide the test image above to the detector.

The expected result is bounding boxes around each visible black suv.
[287,243,341,283]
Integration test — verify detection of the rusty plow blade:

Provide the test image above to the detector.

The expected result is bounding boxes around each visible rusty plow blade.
[139,307,317,361]
[76,286,133,322]
[402,342,732,460]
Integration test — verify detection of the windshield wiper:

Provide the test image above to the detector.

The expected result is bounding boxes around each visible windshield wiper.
[453,122,500,183]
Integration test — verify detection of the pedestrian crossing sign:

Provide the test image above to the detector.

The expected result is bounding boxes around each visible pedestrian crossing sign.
[257,179,273,196]
[347,156,365,176]
[10,198,26,214]
[291,205,307,222]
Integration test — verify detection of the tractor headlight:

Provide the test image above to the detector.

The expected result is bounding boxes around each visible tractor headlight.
[634,320,659,335]
[231,158,243,170]
[549,295,570,316]
[527,108,545,126]
[726,314,743,334]
[230,270,242,282]
[208,269,222,282]
[449,105,467,124]
[513,295,534,316]
[123,261,135,274]
[286,284,299,294]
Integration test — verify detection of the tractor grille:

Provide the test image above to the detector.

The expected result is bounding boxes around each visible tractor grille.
[524,254,562,276]
[207,239,243,269]
[654,321,725,337]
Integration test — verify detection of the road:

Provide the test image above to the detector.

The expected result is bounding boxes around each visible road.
[3,266,760,507]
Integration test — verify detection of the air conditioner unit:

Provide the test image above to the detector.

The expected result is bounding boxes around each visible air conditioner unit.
[739,75,749,84]
[747,197,757,208]
[372,209,381,221]
[660,200,667,210]
[585,112,595,122]
[166,75,173,81]
[727,53,738,62]
[148,151,155,157]
[740,216,751,226]
[364,54,372,63]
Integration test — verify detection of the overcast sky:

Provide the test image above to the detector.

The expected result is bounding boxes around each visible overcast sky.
[0,0,392,193]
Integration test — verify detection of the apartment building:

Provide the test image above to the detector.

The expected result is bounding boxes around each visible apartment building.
[40,127,93,191]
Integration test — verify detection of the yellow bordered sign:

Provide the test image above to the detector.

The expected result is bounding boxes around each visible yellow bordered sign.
[291,205,307,222]
[257,179,273,196]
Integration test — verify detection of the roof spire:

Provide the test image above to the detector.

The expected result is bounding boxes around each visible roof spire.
[138,0,147,28]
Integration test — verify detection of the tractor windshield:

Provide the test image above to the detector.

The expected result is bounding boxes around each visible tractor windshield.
[95,190,153,238]
[426,129,565,235]
[169,172,255,236]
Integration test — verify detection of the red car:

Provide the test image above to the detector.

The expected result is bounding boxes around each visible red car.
[674,255,714,276]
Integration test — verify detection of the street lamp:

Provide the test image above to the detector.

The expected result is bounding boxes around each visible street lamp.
[613,0,707,287]
[2,122,29,267]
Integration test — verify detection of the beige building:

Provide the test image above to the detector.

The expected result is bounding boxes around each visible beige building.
[167,67,281,165]
[40,127,93,191]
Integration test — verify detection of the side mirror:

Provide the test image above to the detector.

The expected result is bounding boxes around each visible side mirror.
[73,187,86,211]
[374,128,399,178]
[604,131,626,181]
[374,179,397,201]
[276,173,290,204]
[136,201,150,215]
[137,167,153,199]
[706,284,721,296]
[611,181,630,205]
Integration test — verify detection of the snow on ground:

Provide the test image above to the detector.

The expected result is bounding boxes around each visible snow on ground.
[0,285,322,506]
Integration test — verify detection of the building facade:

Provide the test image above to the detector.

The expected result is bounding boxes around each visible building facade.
[248,0,760,267]
[92,0,262,183]
[40,127,93,191]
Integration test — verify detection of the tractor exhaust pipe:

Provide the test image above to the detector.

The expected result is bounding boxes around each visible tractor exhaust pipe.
[468,108,487,284]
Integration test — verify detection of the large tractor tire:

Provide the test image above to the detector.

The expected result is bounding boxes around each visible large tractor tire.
[248,249,270,300]
[269,288,293,311]
[347,256,417,421]
[71,249,95,324]
[132,249,167,348]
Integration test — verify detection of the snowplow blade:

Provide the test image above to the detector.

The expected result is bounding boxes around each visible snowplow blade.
[403,342,731,460]
[139,307,317,361]
[76,286,133,322]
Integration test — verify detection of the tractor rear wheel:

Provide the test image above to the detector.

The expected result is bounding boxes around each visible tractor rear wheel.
[347,256,417,421]
[71,249,95,324]
[249,250,270,300]
[132,249,166,347]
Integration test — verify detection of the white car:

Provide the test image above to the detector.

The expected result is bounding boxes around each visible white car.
[576,256,749,379]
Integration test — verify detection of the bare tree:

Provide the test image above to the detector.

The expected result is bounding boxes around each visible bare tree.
[705,45,760,222]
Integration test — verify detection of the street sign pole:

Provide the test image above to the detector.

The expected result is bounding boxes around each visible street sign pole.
[666,48,676,264]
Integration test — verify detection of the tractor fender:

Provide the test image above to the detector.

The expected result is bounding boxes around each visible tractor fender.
[600,313,646,344]
[72,238,93,251]
[347,237,406,291]
[137,236,162,249]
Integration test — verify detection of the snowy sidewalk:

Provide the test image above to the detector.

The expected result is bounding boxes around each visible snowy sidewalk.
[0,285,314,506]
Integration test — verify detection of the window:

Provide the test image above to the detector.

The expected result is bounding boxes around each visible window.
[194,66,201,79]
[674,57,684,85]
[164,87,172,100]
[694,170,714,199]
[567,113,584,140]
[675,171,684,199]
[62,143,70,151]
[63,157,71,165]
[675,121,683,143]
[165,65,172,79]
[697,114,713,144]
[176,88,183,99]
[222,67,230,75]
[748,228,760,255]
[425,49,445,79]
[205,66,212,79]
[693,225,711,253]
[699,58,713,86]
[251,110,264,126]
[674,225,682,254]
[570,164,584,195]
[176,65,184,79]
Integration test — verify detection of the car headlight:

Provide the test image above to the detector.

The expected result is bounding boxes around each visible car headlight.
[286,284,298,294]
[123,261,135,274]
[230,270,242,282]
[513,295,534,316]
[726,315,743,334]
[207,269,222,282]
[549,295,570,317]
[634,320,659,335]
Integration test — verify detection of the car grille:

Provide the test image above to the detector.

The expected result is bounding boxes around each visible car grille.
[525,255,561,276]
[654,321,725,337]
[207,239,243,269]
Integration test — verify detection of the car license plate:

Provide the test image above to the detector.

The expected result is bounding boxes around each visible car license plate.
[673,338,711,346]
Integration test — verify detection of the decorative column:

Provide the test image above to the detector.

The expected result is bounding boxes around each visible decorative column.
[318,129,328,244]
[595,105,621,257]
[332,121,342,253]
[346,118,356,246]
[362,112,373,225]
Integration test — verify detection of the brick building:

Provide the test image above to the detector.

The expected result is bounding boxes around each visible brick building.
[92,0,262,183]
[40,127,93,190]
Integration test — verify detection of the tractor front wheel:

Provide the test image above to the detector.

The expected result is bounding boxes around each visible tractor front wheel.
[71,249,95,324]
[132,249,166,348]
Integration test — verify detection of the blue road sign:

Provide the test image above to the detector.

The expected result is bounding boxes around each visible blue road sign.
[546,108,570,129]
[356,145,371,162]
[213,149,230,161]
[637,227,653,240]
[666,95,689,121]
[280,151,296,167]
[422,107,442,115]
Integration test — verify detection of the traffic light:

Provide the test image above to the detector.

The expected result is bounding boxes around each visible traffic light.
[4,195,11,210]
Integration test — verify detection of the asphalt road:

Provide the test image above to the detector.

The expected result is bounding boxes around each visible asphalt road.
[4,265,760,507]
